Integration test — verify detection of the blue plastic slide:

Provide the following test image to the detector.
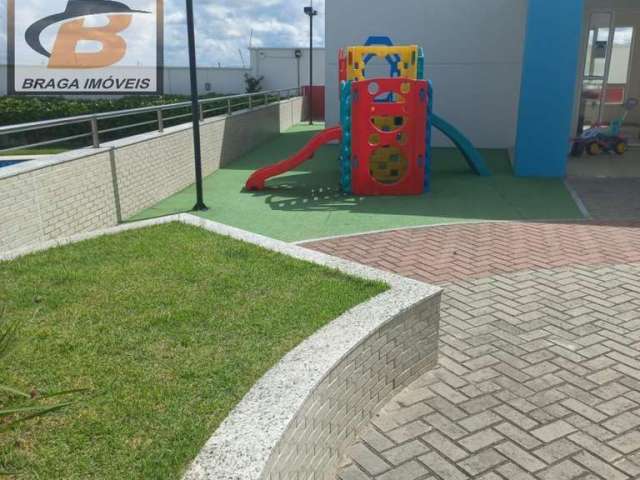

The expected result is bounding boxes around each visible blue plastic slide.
[431,113,491,176]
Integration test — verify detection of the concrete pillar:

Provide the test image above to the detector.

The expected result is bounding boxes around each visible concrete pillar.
[514,0,584,177]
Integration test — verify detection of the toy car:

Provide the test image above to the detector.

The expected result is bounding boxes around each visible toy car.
[571,97,638,157]
[571,127,628,157]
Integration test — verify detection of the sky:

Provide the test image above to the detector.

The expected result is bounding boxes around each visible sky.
[0,0,326,67]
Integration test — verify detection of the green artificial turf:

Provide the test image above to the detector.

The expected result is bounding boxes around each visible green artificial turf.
[0,148,67,156]
[0,223,386,479]
[133,124,584,242]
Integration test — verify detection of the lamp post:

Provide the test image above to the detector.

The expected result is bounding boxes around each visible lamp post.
[295,49,302,91]
[304,4,318,125]
[186,0,208,211]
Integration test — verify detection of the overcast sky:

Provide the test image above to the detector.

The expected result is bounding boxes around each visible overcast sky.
[0,0,326,66]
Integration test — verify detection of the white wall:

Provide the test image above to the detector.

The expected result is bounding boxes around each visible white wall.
[250,48,326,91]
[163,49,326,96]
[163,67,249,95]
[325,0,528,148]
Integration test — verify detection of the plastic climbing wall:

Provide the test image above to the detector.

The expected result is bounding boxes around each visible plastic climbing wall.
[350,78,427,196]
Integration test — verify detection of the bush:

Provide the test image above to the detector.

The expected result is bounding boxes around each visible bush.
[0,95,208,151]
[0,90,279,152]
[0,95,187,126]
[244,74,264,93]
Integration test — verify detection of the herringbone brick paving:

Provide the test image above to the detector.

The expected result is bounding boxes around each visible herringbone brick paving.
[304,222,640,284]
[335,263,640,479]
[306,222,640,479]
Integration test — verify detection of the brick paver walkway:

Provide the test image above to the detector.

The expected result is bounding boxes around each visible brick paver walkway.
[338,264,640,480]
[304,222,640,480]
[304,222,640,284]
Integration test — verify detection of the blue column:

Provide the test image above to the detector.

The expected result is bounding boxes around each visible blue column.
[515,0,584,177]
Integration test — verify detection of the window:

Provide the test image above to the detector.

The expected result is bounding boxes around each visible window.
[608,27,633,85]
[584,27,610,78]
[584,26,634,84]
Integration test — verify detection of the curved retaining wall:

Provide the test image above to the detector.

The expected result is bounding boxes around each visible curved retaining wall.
[261,296,439,479]
[0,214,441,480]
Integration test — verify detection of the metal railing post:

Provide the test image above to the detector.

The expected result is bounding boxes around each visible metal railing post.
[227,98,232,115]
[264,92,268,106]
[90,117,100,148]
[157,109,164,132]
[199,103,204,122]
[248,95,253,110]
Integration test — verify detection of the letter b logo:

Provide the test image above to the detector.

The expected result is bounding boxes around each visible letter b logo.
[49,15,132,69]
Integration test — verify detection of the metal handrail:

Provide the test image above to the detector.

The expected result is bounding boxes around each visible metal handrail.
[0,87,301,152]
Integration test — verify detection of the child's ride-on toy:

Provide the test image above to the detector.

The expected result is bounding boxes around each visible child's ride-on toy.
[571,97,638,157]
[572,126,628,156]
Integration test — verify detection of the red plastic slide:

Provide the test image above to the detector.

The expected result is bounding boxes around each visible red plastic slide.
[245,126,343,191]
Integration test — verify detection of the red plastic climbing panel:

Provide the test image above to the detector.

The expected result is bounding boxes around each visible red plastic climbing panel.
[350,78,428,196]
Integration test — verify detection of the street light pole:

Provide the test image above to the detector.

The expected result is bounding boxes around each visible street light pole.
[304,4,318,126]
[186,0,208,211]
[295,49,302,91]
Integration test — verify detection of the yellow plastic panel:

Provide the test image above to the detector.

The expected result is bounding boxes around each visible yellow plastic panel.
[346,45,419,81]
[369,146,409,185]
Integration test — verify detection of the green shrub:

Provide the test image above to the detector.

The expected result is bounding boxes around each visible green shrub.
[244,74,264,93]
[0,91,281,152]
[0,95,212,151]
[0,95,186,126]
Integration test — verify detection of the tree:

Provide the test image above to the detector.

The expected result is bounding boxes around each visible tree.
[244,73,264,93]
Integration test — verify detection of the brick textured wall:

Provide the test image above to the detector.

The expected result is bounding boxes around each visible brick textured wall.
[114,130,196,220]
[0,172,46,250]
[261,295,440,480]
[0,97,304,253]
[0,151,117,249]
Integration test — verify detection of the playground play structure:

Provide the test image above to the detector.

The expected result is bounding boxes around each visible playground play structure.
[246,37,491,195]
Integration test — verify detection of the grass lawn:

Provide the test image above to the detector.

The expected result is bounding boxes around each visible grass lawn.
[133,124,584,242]
[0,223,386,479]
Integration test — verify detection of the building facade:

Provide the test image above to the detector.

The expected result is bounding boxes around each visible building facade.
[326,0,633,177]
[325,0,528,151]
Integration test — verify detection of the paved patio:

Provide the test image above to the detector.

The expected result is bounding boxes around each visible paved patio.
[305,221,640,284]
[304,222,640,479]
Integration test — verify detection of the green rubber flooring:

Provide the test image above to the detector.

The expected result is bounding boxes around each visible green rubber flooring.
[132,124,584,242]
